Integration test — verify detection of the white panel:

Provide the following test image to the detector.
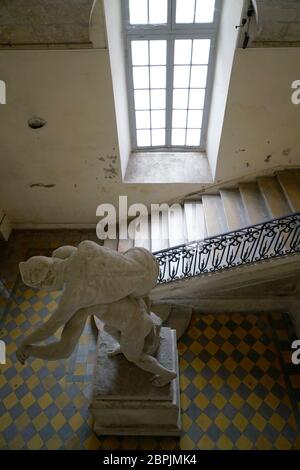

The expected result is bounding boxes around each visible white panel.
[133,66,149,89]
[149,0,168,24]
[129,0,148,24]
[174,40,192,65]
[195,0,215,23]
[192,39,211,64]
[150,40,167,65]
[150,66,166,88]
[176,0,196,23]
[131,41,149,65]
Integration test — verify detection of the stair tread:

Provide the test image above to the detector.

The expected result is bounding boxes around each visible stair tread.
[184,201,207,242]
[202,195,228,236]
[134,216,151,251]
[151,208,169,252]
[257,176,291,218]
[168,205,187,247]
[277,171,300,212]
[239,182,270,224]
[220,189,249,231]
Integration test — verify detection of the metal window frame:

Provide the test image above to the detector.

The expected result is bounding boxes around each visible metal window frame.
[123,0,222,152]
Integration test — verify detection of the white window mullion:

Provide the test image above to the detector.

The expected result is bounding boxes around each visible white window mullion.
[165,37,174,148]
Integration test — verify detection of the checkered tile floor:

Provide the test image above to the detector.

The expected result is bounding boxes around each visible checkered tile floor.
[1,278,300,449]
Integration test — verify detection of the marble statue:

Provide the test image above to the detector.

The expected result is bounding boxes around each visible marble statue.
[16,241,176,387]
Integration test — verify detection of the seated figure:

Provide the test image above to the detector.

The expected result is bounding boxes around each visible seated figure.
[17,241,176,387]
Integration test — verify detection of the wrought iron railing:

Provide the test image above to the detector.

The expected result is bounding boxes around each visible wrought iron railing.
[154,213,300,284]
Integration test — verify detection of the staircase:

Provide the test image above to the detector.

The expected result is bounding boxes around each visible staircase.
[104,170,300,255]
[101,169,300,335]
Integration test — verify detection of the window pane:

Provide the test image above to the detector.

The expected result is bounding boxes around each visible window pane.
[150,41,167,65]
[152,129,165,146]
[173,89,188,109]
[172,110,187,128]
[132,41,149,66]
[129,0,148,24]
[176,0,195,23]
[195,0,215,23]
[151,110,165,128]
[134,90,150,110]
[136,110,151,129]
[149,0,168,24]
[173,66,190,88]
[192,39,210,64]
[150,66,166,88]
[186,129,201,146]
[187,110,203,128]
[137,129,151,146]
[174,40,192,65]
[190,65,208,88]
[189,89,205,109]
[172,129,186,146]
[151,89,166,109]
[133,67,149,89]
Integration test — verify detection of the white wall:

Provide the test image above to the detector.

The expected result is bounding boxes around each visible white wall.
[0,49,203,227]
[206,0,244,178]
[103,0,131,177]
[215,47,300,182]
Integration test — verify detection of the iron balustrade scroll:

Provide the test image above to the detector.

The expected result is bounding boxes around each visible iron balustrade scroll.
[154,213,300,284]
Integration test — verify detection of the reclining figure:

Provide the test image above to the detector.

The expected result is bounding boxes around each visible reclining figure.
[16,241,176,387]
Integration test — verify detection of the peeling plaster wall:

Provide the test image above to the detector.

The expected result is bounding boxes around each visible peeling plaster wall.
[251,0,300,46]
[0,0,96,47]
[0,50,203,226]
[206,0,243,178]
[215,47,300,182]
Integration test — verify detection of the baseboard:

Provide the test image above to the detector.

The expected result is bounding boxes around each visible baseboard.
[12,223,97,230]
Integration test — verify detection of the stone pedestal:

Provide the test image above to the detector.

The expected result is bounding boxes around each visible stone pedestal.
[90,327,181,436]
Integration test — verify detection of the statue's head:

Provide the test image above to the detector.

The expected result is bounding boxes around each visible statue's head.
[19,256,63,290]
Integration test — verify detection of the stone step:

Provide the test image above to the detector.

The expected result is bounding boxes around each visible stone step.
[151,208,169,252]
[134,216,151,251]
[277,170,300,212]
[168,205,187,247]
[202,195,228,236]
[257,176,291,218]
[239,182,270,224]
[184,201,207,242]
[220,189,249,231]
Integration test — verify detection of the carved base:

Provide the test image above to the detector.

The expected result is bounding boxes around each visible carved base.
[90,327,181,436]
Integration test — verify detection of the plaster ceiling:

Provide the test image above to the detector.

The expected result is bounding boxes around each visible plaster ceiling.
[250,0,300,46]
[0,0,105,48]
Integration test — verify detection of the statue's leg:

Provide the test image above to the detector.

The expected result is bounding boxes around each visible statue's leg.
[121,335,176,387]
[104,325,122,357]
[17,309,88,363]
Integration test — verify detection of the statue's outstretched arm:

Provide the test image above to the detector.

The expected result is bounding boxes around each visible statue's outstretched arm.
[24,308,88,361]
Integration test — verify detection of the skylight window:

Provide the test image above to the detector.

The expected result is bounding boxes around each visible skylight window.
[124,0,220,151]
[176,0,215,24]
[129,0,168,25]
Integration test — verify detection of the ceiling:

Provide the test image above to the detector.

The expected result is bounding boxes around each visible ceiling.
[249,0,300,46]
[0,0,98,47]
